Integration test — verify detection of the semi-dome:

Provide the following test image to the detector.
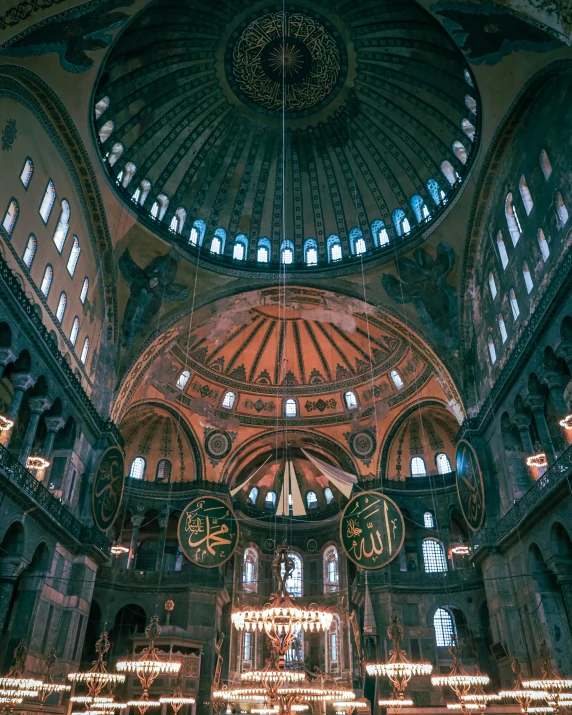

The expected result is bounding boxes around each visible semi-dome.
[94,0,480,276]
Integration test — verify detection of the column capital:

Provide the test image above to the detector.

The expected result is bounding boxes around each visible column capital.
[131,514,145,528]
[541,370,565,392]
[0,556,27,580]
[11,372,35,392]
[525,393,545,413]
[0,347,16,367]
[44,416,65,433]
[28,396,51,414]
[158,516,169,530]
[512,412,530,430]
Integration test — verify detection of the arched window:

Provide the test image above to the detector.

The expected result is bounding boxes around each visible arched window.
[465,94,476,112]
[122,163,138,189]
[80,277,89,304]
[265,491,276,508]
[20,158,34,188]
[304,238,318,265]
[436,453,452,474]
[56,292,67,322]
[211,227,226,255]
[424,511,435,529]
[422,539,447,573]
[306,491,318,509]
[248,487,258,505]
[463,69,474,87]
[52,200,70,252]
[233,234,248,261]
[324,487,334,504]
[411,195,430,222]
[555,192,569,228]
[441,160,458,186]
[189,219,206,246]
[284,398,297,417]
[170,208,187,234]
[434,607,456,647]
[107,142,123,167]
[323,546,339,593]
[98,120,114,143]
[281,239,294,264]
[176,370,191,391]
[155,459,172,483]
[282,552,302,597]
[257,237,271,263]
[285,626,304,663]
[116,170,124,186]
[67,237,81,276]
[505,193,522,246]
[498,314,507,343]
[94,96,110,119]
[150,202,160,219]
[350,228,366,255]
[39,181,56,223]
[392,209,410,237]
[540,149,552,180]
[497,232,509,270]
[40,265,53,297]
[80,337,90,365]
[2,199,19,235]
[461,118,476,142]
[129,457,146,480]
[139,180,151,205]
[488,337,496,365]
[326,615,340,672]
[222,391,236,409]
[509,289,520,320]
[327,234,342,262]
[488,272,497,299]
[537,229,550,262]
[522,262,533,293]
[243,632,253,663]
[390,370,404,390]
[344,391,358,409]
[519,176,534,215]
[452,140,468,165]
[22,235,37,268]
[70,317,80,346]
[427,179,445,207]
[371,219,389,247]
[243,547,258,593]
[411,457,426,477]
[131,187,141,204]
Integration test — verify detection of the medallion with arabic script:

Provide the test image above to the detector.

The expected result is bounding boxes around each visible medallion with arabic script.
[92,446,124,532]
[340,491,405,570]
[456,440,485,532]
[178,496,239,568]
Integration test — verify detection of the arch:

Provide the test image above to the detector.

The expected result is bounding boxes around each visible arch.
[324,487,334,504]
[522,261,534,293]
[2,198,19,236]
[488,336,497,365]
[427,179,445,207]
[222,390,236,409]
[98,120,114,143]
[496,231,509,269]
[435,453,452,474]
[283,552,302,597]
[392,209,410,237]
[509,289,520,320]
[453,140,468,165]
[441,160,458,186]
[349,227,366,255]
[39,181,56,223]
[80,277,89,304]
[40,265,53,297]
[80,337,90,364]
[555,191,569,228]
[121,162,136,188]
[519,176,534,215]
[390,369,404,390]
[233,234,248,261]
[155,459,171,483]
[152,194,169,221]
[129,457,146,480]
[107,142,123,167]
[371,219,389,247]
[411,195,430,222]
[67,237,81,276]
[323,545,339,593]
[280,239,294,264]
[265,491,276,508]
[505,193,522,246]
[424,511,435,529]
[284,398,297,417]
[537,228,550,262]
[70,317,80,346]
[176,370,191,391]
[243,547,258,593]
[189,219,206,246]
[247,486,258,504]
[411,456,426,476]
[304,238,318,265]
[465,94,477,112]
[22,234,37,268]
[211,227,226,255]
[422,538,447,572]
[461,118,476,141]
[257,237,271,263]
[464,69,474,86]
[540,149,552,180]
[488,271,497,299]
[344,390,358,409]
[327,234,342,262]
[56,292,67,322]
[170,207,187,234]
[94,96,110,119]
[326,613,341,672]
[550,522,572,559]
[139,180,151,205]
[433,607,456,646]
[498,314,507,343]
[110,604,147,656]
[0,521,25,557]
[20,158,34,188]
[306,491,318,509]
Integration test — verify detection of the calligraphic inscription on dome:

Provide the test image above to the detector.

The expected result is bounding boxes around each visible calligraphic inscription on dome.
[226,7,347,117]
[178,496,239,568]
[340,491,405,569]
[456,440,485,532]
[92,446,124,532]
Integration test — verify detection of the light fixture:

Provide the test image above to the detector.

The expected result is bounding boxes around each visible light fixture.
[446,704,480,710]
[0,415,14,431]
[559,415,572,430]
[109,544,129,556]
[0,641,43,691]
[0,679,42,690]
[241,671,305,685]
[159,674,196,714]
[26,456,50,470]
[71,697,115,704]
[290,706,309,712]
[450,545,471,556]
[500,656,552,713]
[431,637,489,699]
[522,708,554,713]
[522,641,572,693]
[460,693,501,704]
[35,650,71,705]
[377,696,413,711]
[0,697,23,705]
[68,632,126,695]
[526,454,547,468]
[251,708,279,714]
[0,689,38,698]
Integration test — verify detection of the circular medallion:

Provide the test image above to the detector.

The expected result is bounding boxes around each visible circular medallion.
[350,431,376,460]
[340,491,405,570]
[456,440,485,532]
[307,538,318,551]
[91,446,124,533]
[265,537,275,552]
[205,430,232,460]
[178,496,239,568]
[225,6,347,118]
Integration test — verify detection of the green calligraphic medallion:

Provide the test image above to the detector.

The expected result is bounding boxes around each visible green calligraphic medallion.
[92,446,124,532]
[178,496,239,568]
[456,439,485,532]
[340,491,405,569]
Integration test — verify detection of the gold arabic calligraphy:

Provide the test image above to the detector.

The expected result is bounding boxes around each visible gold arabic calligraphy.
[180,498,237,566]
[342,493,403,567]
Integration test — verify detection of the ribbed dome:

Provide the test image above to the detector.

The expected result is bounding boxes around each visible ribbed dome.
[94,0,479,276]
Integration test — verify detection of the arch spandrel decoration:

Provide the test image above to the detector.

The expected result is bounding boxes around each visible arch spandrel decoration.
[92,446,125,532]
[455,439,485,532]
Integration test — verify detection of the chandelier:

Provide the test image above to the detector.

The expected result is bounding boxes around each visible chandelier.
[378,693,414,711]
[559,415,572,430]
[499,656,551,712]
[526,454,548,468]
[0,641,42,692]
[431,636,489,699]
[522,641,572,693]
[69,632,125,696]
[36,650,71,705]
[26,456,50,470]
[232,546,332,666]
[366,617,432,698]
[0,415,13,431]
[160,674,196,714]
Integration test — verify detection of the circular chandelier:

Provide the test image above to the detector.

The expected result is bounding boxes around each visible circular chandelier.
[500,657,552,712]
[0,641,43,692]
[68,632,125,695]
[522,642,572,693]
[378,695,414,711]
[36,650,71,705]
[431,636,489,699]
[160,675,196,714]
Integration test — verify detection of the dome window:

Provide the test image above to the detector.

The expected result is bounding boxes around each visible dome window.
[426,179,443,207]
[56,292,67,323]
[461,118,476,142]
[222,391,236,409]
[20,158,34,188]
[233,234,248,261]
[327,234,342,262]
[371,220,389,247]
[496,232,509,270]
[2,198,19,236]
[39,181,56,223]
[411,457,426,477]
[281,552,302,596]
[435,453,452,475]
[284,398,297,417]
[519,176,534,215]
[452,140,468,165]
[424,511,435,529]
[350,228,366,256]
[80,277,89,304]
[243,547,258,592]
[53,200,70,253]
[411,195,430,222]
[488,336,497,365]
[189,219,206,246]
[107,142,123,167]
[99,120,114,143]
[40,265,53,297]
[129,457,146,480]
[344,391,357,409]
[304,238,318,265]
[306,491,318,509]
[257,237,271,263]
[505,193,522,246]
[80,337,90,365]
[132,187,141,204]
[464,94,476,113]
[265,491,276,508]
[434,607,456,646]
[324,487,334,504]
[70,317,80,346]
[440,160,458,187]
[537,229,550,262]
[509,289,520,320]
[121,162,137,188]
[139,180,151,205]
[150,202,160,219]
[423,538,447,573]
[176,370,191,391]
[156,459,172,483]
[281,239,294,264]
[67,237,81,276]
[323,546,339,593]
[540,149,552,180]
[94,96,110,119]
[392,209,410,237]
[488,272,497,299]
[390,370,403,390]
[22,235,37,268]
[248,487,258,504]
[555,191,569,228]
[211,227,226,254]
[463,69,474,87]
[523,262,533,294]
[498,314,508,343]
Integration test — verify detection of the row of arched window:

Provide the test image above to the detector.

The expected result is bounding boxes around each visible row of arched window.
[247,485,335,510]
[128,457,172,482]
[486,149,569,366]
[410,453,452,477]
[2,163,91,366]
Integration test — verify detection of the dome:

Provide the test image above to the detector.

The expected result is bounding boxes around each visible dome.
[94,0,479,276]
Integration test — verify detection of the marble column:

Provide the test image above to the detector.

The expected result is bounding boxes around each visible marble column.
[2,373,35,447]
[557,577,572,634]
[0,557,24,633]
[43,416,65,459]
[512,412,535,455]
[542,371,568,419]
[19,396,51,465]
[128,514,144,570]
[526,394,557,465]
[156,514,169,572]
[0,347,16,369]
